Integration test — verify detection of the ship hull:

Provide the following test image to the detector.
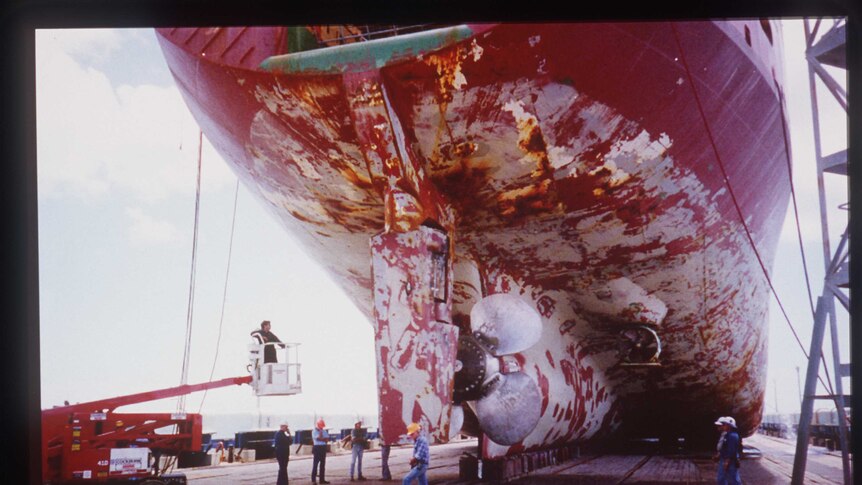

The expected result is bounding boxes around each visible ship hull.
[156,21,789,458]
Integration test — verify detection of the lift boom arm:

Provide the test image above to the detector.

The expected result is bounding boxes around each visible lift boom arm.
[43,375,253,416]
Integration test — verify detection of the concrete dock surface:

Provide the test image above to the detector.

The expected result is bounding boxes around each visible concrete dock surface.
[181,433,846,484]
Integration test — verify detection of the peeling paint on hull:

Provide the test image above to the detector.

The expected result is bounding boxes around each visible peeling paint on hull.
[156,21,790,459]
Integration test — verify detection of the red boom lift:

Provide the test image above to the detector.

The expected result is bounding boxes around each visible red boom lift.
[41,342,302,484]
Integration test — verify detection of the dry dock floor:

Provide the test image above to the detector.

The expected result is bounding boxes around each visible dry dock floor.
[182,434,845,484]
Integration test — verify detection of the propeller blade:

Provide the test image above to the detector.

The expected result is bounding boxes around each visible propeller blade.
[449,404,464,439]
[474,371,542,445]
[618,325,661,363]
[470,294,542,356]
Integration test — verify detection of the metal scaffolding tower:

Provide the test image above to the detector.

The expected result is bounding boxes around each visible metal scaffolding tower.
[791,18,851,485]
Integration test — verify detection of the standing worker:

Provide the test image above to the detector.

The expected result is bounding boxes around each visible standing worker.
[380,443,392,481]
[274,423,292,485]
[402,422,428,485]
[311,418,330,484]
[713,416,742,485]
[250,320,282,363]
[343,420,368,481]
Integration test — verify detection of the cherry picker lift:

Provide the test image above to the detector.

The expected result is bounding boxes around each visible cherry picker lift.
[41,342,301,484]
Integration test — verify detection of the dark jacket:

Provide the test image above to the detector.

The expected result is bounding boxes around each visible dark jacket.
[252,330,282,363]
[350,428,368,449]
[719,430,741,462]
[258,330,281,344]
[274,430,292,457]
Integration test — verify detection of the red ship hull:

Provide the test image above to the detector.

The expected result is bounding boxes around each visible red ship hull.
[156,21,789,458]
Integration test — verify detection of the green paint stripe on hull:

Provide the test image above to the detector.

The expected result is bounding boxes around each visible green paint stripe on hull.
[260,25,475,74]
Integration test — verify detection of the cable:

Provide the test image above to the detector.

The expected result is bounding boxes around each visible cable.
[178,130,204,412]
[160,131,205,477]
[773,80,817,323]
[670,24,833,394]
[772,76,836,396]
[199,179,241,413]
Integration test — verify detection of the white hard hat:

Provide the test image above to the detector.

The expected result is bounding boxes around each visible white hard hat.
[714,416,737,428]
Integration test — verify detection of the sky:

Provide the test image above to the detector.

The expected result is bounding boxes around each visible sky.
[36,28,379,418]
[761,19,849,416]
[36,20,848,424]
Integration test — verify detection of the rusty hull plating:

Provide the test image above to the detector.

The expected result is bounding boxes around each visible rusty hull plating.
[155,21,790,459]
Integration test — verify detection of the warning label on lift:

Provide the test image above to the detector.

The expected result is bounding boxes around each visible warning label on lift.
[108,448,149,474]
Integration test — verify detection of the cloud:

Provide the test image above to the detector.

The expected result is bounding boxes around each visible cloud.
[36,29,236,203]
[126,207,180,246]
[36,28,124,63]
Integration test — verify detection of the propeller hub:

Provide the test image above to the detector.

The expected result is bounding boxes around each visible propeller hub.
[453,335,499,402]
[617,324,661,364]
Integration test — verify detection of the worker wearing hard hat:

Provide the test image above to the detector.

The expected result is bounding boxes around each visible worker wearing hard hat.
[274,423,291,485]
[402,422,429,485]
[713,416,742,485]
[343,419,368,481]
[311,418,330,484]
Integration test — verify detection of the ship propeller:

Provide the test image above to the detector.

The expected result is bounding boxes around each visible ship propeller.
[469,293,542,355]
[449,403,465,439]
[474,371,542,445]
[617,325,661,364]
[452,294,543,445]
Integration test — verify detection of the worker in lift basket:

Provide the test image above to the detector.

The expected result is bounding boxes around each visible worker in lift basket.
[311,418,330,484]
[402,422,429,485]
[250,319,282,363]
[713,416,743,485]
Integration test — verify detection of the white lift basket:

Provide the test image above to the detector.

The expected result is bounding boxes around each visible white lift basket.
[247,342,302,396]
